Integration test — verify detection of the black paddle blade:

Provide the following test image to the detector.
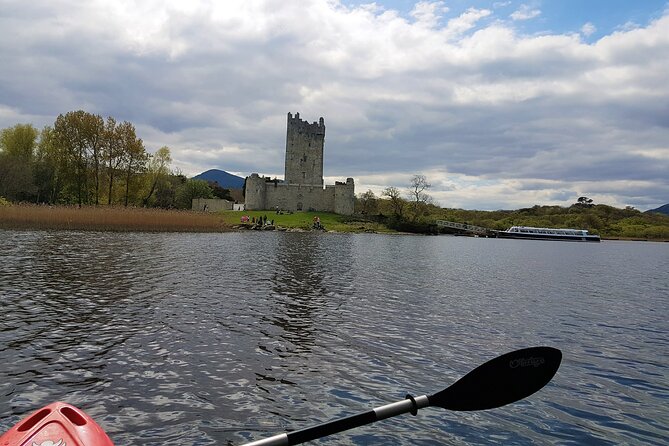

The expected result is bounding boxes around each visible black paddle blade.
[429,346,562,411]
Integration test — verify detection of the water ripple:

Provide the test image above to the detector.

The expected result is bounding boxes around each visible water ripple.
[1,231,667,445]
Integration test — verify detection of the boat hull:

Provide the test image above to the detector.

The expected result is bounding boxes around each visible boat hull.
[0,402,114,446]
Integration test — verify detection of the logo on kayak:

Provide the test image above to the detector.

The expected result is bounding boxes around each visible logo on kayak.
[509,356,545,368]
[32,440,65,446]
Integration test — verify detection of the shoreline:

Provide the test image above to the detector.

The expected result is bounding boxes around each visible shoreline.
[2,205,668,241]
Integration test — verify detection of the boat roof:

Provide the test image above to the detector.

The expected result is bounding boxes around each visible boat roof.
[509,226,582,231]
[507,226,590,234]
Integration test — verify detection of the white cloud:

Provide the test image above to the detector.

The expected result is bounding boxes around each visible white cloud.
[581,22,597,37]
[510,4,541,21]
[618,21,641,32]
[445,7,492,37]
[410,1,449,28]
[0,0,668,210]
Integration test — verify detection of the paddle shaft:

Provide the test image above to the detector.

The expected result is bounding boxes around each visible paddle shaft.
[243,395,430,446]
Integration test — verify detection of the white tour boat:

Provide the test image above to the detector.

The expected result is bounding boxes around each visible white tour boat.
[496,226,601,242]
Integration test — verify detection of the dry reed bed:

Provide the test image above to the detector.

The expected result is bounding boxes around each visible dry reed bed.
[0,205,231,232]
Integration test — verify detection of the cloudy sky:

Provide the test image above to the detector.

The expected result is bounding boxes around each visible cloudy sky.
[1,1,668,210]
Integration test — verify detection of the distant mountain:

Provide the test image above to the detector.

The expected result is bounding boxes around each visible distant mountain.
[646,204,669,215]
[193,169,245,189]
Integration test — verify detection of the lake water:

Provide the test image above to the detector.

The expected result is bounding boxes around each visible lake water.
[0,230,667,445]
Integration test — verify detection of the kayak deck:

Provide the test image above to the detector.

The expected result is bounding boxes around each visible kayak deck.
[0,402,114,446]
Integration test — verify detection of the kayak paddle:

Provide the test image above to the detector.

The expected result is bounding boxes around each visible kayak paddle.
[242,346,562,445]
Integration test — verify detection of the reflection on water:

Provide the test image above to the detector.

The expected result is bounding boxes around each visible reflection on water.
[1,231,667,445]
[268,233,327,354]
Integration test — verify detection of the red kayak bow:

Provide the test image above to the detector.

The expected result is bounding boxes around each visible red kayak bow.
[0,402,114,446]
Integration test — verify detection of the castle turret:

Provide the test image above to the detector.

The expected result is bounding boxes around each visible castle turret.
[284,112,325,186]
[334,177,355,215]
[244,173,267,210]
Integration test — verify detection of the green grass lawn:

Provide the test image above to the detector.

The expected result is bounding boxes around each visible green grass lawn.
[218,210,396,233]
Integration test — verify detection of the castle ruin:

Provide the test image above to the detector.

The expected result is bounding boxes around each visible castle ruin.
[245,112,355,215]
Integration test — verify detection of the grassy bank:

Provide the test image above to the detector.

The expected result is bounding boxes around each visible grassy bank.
[0,206,391,233]
[0,205,231,232]
[219,210,396,233]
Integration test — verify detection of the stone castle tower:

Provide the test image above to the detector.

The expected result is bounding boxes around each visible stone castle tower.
[284,112,325,186]
[245,112,355,215]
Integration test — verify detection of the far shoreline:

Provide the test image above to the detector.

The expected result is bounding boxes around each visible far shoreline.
[1,205,668,241]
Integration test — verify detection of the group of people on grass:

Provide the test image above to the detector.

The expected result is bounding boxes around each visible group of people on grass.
[240,215,274,226]
[240,213,323,230]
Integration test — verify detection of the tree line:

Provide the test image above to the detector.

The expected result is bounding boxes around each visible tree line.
[0,111,224,209]
[355,181,669,239]
[355,174,440,232]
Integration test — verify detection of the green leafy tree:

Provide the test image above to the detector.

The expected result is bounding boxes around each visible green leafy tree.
[0,152,35,201]
[0,124,39,201]
[0,114,155,206]
[104,119,145,206]
[54,111,92,205]
[153,173,184,208]
[84,113,105,205]
[0,124,38,161]
[142,146,172,206]
[121,134,147,207]
[208,181,233,201]
[175,178,213,209]
[34,126,62,203]
[103,117,123,204]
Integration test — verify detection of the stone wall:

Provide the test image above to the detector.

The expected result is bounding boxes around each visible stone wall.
[245,177,355,215]
[265,183,334,213]
[192,198,234,212]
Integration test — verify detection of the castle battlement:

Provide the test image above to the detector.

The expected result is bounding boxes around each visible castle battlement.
[287,112,325,135]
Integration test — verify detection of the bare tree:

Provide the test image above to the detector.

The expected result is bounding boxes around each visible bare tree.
[407,174,432,221]
[357,189,378,214]
[382,186,405,217]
